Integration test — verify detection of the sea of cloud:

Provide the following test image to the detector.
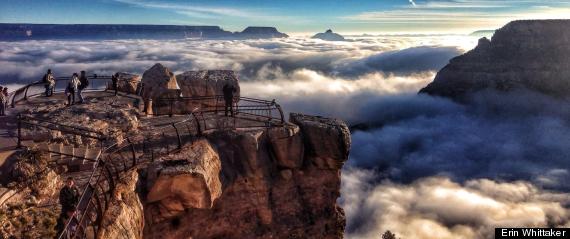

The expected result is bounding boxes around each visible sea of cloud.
[2,35,569,239]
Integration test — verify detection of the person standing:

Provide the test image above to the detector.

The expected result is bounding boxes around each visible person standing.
[111,73,119,96]
[222,79,237,117]
[78,71,89,103]
[59,177,80,213]
[43,69,55,97]
[66,73,81,106]
[2,87,7,111]
[0,87,5,116]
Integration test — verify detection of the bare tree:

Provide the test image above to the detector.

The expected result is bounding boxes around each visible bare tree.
[381,230,398,239]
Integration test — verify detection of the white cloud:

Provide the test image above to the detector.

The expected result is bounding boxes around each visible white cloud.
[341,169,570,239]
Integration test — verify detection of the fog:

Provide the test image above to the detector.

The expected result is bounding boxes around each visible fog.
[2,35,568,239]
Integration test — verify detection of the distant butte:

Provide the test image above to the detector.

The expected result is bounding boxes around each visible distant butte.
[312,29,346,41]
[0,23,289,40]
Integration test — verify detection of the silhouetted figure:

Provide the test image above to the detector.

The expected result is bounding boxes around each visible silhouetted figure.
[78,70,89,103]
[2,87,7,112]
[222,80,237,117]
[111,73,119,96]
[0,86,5,116]
[43,69,55,97]
[66,73,81,106]
[60,177,80,212]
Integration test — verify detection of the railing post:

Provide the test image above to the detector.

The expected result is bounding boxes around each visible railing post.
[145,99,153,115]
[23,86,29,100]
[173,123,182,149]
[169,99,173,117]
[17,114,22,148]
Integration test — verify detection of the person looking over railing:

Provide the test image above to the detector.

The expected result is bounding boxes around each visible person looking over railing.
[43,69,56,97]
[2,87,7,112]
[111,72,119,96]
[78,70,89,103]
[223,78,237,117]
[66,73,81,106]
[0,86,5,116]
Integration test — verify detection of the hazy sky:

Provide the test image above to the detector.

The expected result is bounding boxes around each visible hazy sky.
[1,0,570,34]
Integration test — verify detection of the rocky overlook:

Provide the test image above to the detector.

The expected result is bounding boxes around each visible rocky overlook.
[0,63,350,238]
[420,20,570,99]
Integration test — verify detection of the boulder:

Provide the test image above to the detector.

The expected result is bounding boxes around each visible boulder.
[290,113,351,169]
[169,70,240,113]
[176,70,240,98]
[114,72,141,94]
[146,139,222,222]
[140,63,180,100]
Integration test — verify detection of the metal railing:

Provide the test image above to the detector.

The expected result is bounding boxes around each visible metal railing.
[153,95,285,126]
[8,74,143,108]
[16,114,107,149]
[58,113,202,239]
[57,140,137,239]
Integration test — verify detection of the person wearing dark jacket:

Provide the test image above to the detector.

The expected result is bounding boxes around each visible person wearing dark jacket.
[0,86,5,116]
[222,80,237,117]
[59,177,80,213]
[78,71,89,103]
[111,73,119,96]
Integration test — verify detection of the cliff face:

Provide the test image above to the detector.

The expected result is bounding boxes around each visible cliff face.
[0,24,289,40]
[143,113,350,238]
[420,20,570,98]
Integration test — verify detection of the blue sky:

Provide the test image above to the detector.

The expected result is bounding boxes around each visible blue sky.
[1,0,570,34]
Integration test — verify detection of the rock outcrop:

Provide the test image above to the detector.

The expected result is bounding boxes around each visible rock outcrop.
[114,72,141,94]
[143,114,350,238]
[141,63,180,100]
[146,139,222,222]
[312,29,346,41]
[420,20,570,99]
[97,170,145,239]
[176,70,240,98]
[4,62,351,239]
[236,27,289,39]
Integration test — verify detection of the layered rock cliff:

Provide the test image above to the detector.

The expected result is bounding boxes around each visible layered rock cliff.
[142,113,350,238]
[420,20,570,99]
[0,24,289,41]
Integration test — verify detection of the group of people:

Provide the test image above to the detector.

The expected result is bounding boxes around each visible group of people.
[43,69,91,105]
[0,86,9,116]
[42,69,121,105]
